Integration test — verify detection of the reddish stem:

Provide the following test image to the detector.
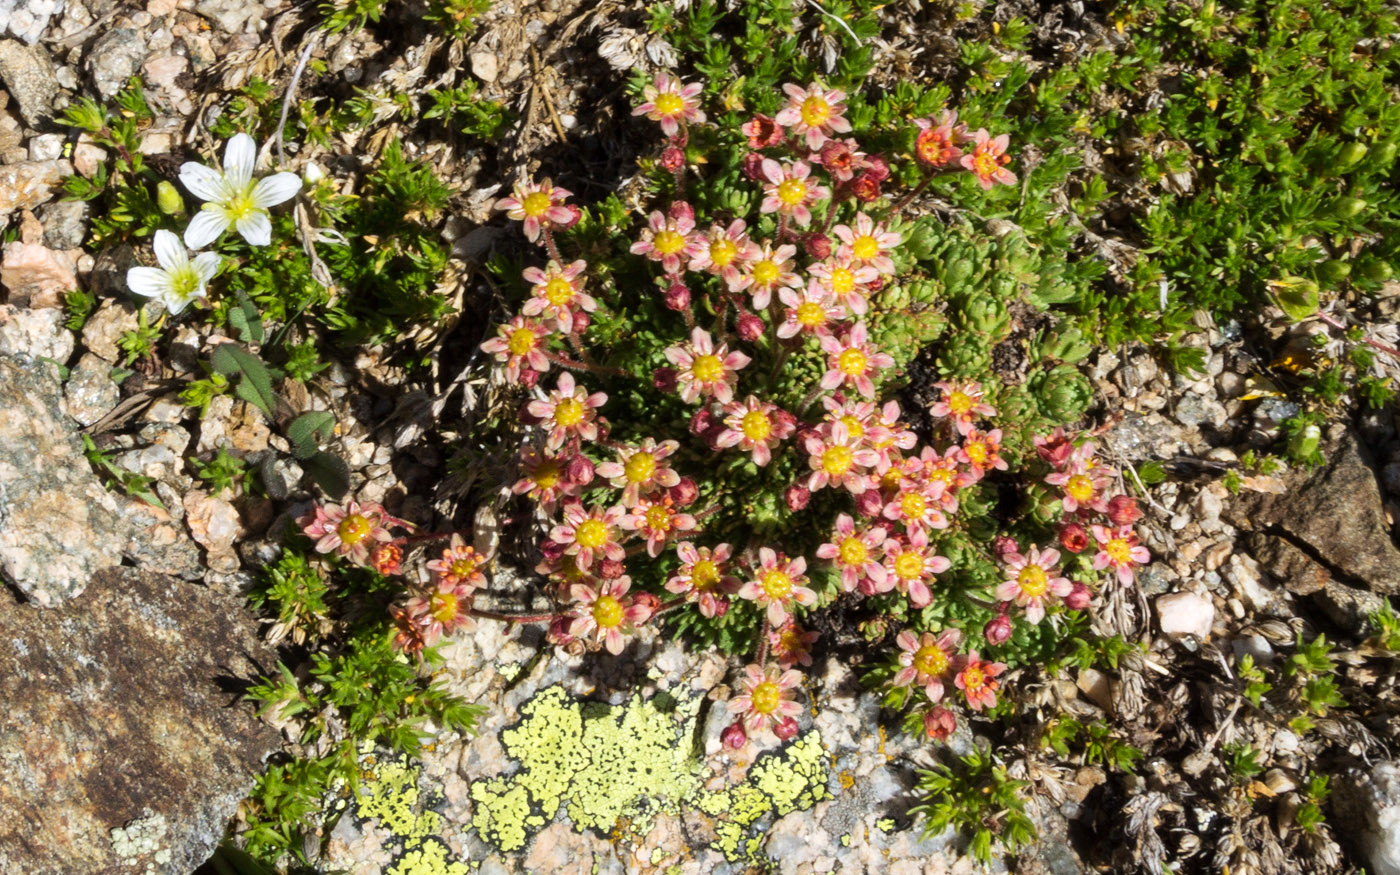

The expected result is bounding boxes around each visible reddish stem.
[469,607,559,624]
[1316,310,1400,361]
[543,351,629,377]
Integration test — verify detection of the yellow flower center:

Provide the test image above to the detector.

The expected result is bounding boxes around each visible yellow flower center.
[796,301,825,326]
[800,95,831,127]
[962,665,985,690]
[623,452,657,484]
[894,551,925,580]
[837,348,868,376]
[751,680,781,715]
[709,239,739,267]
[740,410,772,442]
[975,151,999,177]
[431,591,459,623]
[838,536,868,566]
[521,191,552,217]
[337,514,371,546]
[1018,565,1049,597]
[1065,474,1093,503]
[691,559,720,591]
[881,469,904,491]
[592,594,625,629]
[653,229,687,255]
[900,492,927,520]
[821,445,853,476]
[838,414,863,438]
[575,519,608,550]
[965,442,988,466]
[691,354,724,383]
[761,570,793,600]
[947,390,974,415]
[830,267,855,295]
[532,460,561,489]
[553,397,585,427]
[751,260,780,286]
[450,555,479,579]
[914,644,949,676]
[1106,538,1133,564]
[223,191,257,221]
[644,504,672,532]
[653,92,685,116]
[507,327,536,356]
[928,467,954,488]
[542,277,575,306]
[852,235,880,260]
[777,178,808,206]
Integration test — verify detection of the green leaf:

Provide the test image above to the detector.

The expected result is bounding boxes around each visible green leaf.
[229,289,265,345]
[1267,275,1320,322]
[212,343,279,420]
[303,450,350,499]
[286,411,336,460]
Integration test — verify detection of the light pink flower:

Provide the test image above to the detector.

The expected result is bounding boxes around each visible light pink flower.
[689,219,758,287]
[511,448,574,512]
[1045,463,1113,514]
[774,82,851,150]
[728,662,804,734]
[954,650,1006,711]
[759,159,829,227]
[735,240,801,309]
[996,545,1072,624]
[893,627,962,702]
[832,213,901,276]
[803,421,880,494]
[520,259,595,332]
[777,280,847,339]
[882,482,950,534]
[715,396,794,466]
[620,495,696,557]
[632,73,706,137]
[815,513,888,593]
[882,529,951,608]
[526,371,607,450]
[770,620,819,669]
[596,437,682,506]
[631,209,703,274]
[819,322,894,398]
[960,128,1017,190]
[808,256,878,315]
[569,576,651,654]
[399,578,477,647]
[913,111,967,169]
[496,177,575,242]
[929,380,996,436]
[480,316,552,382]
[549,502,627,570]
[664,326,751,404]
[298,500,393,565]
[665,542,740,618]
[1092,525,1151,585]
[962,428,1008,475]
[738,547,817,627]
[426,534,488,590]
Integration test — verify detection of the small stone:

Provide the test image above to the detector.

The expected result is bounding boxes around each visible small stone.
[1076,667,1114,712]
[142,53,187,89]
[470,50,498,82]
[0,160,70,222]
[81,298,139,363]
[36,199,89,250]
[27,133,64,161]
[0,304,74,362]
[1232,633,1274,664]
[148,0,178,14]
[62,352,120,426]
[1202,538,1231,572]
[1156,591,1215,640]
[1334,762,1400,875]
[86,29,147,98]
[0,238,79,309]
[1226,552,1275,613]
[0,40,59,126]
[195,0,266,32]
[183,489,244,574]
[1174,391,1227,429]
[1217,371,1247,398]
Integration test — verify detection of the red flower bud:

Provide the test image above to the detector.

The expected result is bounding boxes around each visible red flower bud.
[547,615,576,646]
[653,366,679,393]
[1034,431,1075,468]
[866,276,884,292]
[571,310,591,334]
[993,535,1019,557]
[668,477,699,507]
[371,542,403,576]
[598,557,627,580]
[984,613,1013,645]
[851,173,882,202]
[722,720,748,749]
[632,591,661,622]
[804,233,832,260]
[1065,581,1092,611]
[664,281,691,312]
[742,152,767,181]
[1058,522,1089,554]
[742,113,783,148]
[774,716,800,740]
[863,155,891,182]
[539,537,565,563]
[660,145,686,172]
[923,707,957,741]
[690,406,718,436]
[736,310,766,342]
[711,596,730,618]
[519,367,541,390]
[703,424,728,450]
[785,483,811,512]
[667,200,695,224]
[1106,495,1143,527]
[555,204,581,231]
[856,488,885,518]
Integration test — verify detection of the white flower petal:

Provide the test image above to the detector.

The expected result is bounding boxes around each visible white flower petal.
[152,229,188,271]
[179,162,226,203]
[223,133,257,188]
[236,211,273,246]
[191,252,222,282]
[184,209,229,249]
[251,172,301,209]
[164,290,193,315]
[126,266,173,298]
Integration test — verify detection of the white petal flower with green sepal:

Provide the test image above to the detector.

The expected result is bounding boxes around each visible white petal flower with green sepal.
[179,132,302,249]
[126,229,221,315]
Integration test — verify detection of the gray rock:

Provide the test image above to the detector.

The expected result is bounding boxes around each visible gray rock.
[0,304,73,362]
[37,198,90,250]
[1,0,65,43]
[0,39,59,124]
[62,351,120,426]
[0,566,279,874]
[0,159,71,223]
[194,0,266,33]
[1173,391,1227,430]
[86,28,146,98]
[81,298,139,363]
[1333,762,1400,875]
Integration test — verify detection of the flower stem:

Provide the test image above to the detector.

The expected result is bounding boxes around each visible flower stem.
[890,174,934,217]
[470,607,559,624]
[542,227,564,265]
[754,617,772,665]
[543,351,628,377]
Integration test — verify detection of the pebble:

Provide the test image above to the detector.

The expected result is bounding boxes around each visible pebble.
[0,304,73,362]
[1156,591,1215,640]
[62,352,120,427]
[0,40,58,125]
[1174,391,1228,430]
[81,299,139,363]
[87,28,148,98]
[0,160,71,223]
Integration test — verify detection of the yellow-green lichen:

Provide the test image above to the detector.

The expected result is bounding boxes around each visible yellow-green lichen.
[385,838,474,875]
[354,752,471,874]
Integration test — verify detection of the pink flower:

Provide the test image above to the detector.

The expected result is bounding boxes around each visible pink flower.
[1092,525,1151,585]
[815,138,869,183]
[1032,427,1076,469]
[665,542,740,618]
[497,178,575,242]
[804,421,880,494]
[715,395,794,466]
[913,111,966,168]
[520,259,596,333]
[735,240,801,308]
[1106,495,1144,527]
[298,500,394,565]
[808,256,878,315]
[620,495,696,557]
[664,326,751,404]
[929,380,996,437]
[511,448,574,512]
[480,316,552,382]
[770,620,819,669]
[1045,464,1113,514]
[596,437,682,506]
[815,513,888,593]
[526,371,607,451]
[426,534,488,589]
[741,113,784,148]
[954,650,1006,711]
[832,213,901,276]
[759,159,829,227]
[689,219,758,287]
[777,280,846,339]
[819,322,894,398]
[960,128,1017,190]
[632,73,706,137]
[894,627,961,702]
[728,663,804,734]
[774,81,851,150]
[882,482,950,534]
[631,209,703,275]
[882,529,952,608]
[399,578,477,648]
[923,706,957,741]
[569,576,651,655]
[738,547,817,626]
[549,502,627,570]
[962,428,1008,476]
[996,545,1072,624]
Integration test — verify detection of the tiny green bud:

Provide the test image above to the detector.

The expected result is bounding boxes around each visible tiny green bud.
[156,181,185,216]
[1358,257,1394,284]
[1333,197,1367,219]
[1289,423,1321,460]
[1373,141,1397,166]
[1317,259,1350,284]
[1336,142,1368,170]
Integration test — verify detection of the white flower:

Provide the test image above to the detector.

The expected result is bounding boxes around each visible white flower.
[179,133,302,249]
[126,229,221,314]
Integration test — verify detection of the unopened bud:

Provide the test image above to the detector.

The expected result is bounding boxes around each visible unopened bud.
[863,155,891,182]
[742,152,766,181]
[992,535,1019,557]
[856,488,884,518]
[711,596,730,618]
[571,310,591,334]
[664,281,691,312]
[804,233,832,260]
[668,477,699,507]
[736,310,765,342]
[984,613,1013,645]
[1065,581,1092,611]
[774,716,799,740]
[653,366,679,393]
[785,483,811,512]
[519,367,541,390]
[566,454,595,485]
[539,537,565,563]
[547,615,576,646]
[690,407,718,435]
[660,145,685,172]
[1058,522,1089,554]
[632,592,661,623]
[667,200,695,224]
[923,707,956,741]
[722,721,748,749]
[156,180,186,216]
[556,204,581,230]
[1105,495,1143,527]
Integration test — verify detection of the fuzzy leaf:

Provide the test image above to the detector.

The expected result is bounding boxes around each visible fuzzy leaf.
[287,411,335,460]
[229,289,265,345]
[212,343,278,420]
[303,450,350,499]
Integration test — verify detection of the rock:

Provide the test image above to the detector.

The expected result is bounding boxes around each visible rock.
[1174,391,1227,430]
[1228,435,1400,596]
[62,352,120,426]
[0,303,73,361]
[182,489,244,574]
[81,298,139,363]
[37,198,90,250]
[0,39,59,125]
[1,238,79,309]
[141,52,187,90]
[0,355,200,605]
[194,0,266,33]
[28,132,64,161]
[1314,579,1385,636]
[0,566,280,874]
[1156,591,1214,640]
[470,50,498,82]
[0,160,71,223]
[196,395,271,456]
[1334,762,1400,875]
[1225,552,1277,613]
[86,28,147,98]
